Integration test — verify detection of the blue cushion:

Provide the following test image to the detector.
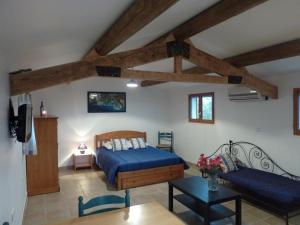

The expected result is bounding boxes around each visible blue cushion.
[219,167,300,208]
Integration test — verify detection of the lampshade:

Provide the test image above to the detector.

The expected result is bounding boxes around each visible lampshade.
[126,80,138,88]
[78,143,88,150]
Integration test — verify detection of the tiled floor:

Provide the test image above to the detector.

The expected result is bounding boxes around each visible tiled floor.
[23,165,300,225]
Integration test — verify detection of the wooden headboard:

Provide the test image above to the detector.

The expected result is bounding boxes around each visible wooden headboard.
[95,130,147,149]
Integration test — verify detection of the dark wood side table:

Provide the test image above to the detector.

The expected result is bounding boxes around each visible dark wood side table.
[73,152,93,171]
[169,176,241,225]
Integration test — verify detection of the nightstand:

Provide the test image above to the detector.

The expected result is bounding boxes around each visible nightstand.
[73,152,93,171]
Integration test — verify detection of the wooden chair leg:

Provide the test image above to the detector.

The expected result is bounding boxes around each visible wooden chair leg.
[125,189,130,207]
[78,196,84,217]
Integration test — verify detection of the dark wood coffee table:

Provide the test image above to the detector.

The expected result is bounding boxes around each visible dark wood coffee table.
[169,176,241,225]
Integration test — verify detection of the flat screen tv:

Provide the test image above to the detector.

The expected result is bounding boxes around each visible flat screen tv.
[9,99,17,138]
[17,103,32,143]
[87,92,126,113]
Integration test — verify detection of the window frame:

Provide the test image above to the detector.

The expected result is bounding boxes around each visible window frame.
[293,88,300,135]
[188,92,215,124]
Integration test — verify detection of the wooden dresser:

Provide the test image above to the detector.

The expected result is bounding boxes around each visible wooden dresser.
[26,117,60,196]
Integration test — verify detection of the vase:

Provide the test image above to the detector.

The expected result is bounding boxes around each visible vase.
[208,173,218,192]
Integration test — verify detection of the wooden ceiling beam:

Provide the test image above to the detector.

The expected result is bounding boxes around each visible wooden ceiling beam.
[184,38,300,74]
[10,60,227,96]
[94,43,169,68]
[148,0,268,46]
[122,69,227,84]
[10,61,95,96]
[225,38,300,67]
[83,0,178,61]
[143,38,300,87]
[142,0,268,85]
[174,55,182,73]
[140,80,165,87]
[11,40,278,98]
[186,45,278,98]
[142,55,183,87]
[10,43,170,96]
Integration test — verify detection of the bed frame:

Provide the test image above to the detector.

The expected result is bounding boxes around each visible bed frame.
[95,130,184,190]
[209,140,300,225]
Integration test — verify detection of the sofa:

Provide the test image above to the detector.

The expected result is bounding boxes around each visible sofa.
[210,141,300,225]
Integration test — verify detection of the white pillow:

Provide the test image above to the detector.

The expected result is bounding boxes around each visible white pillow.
[112,138,128,151]
[221,153,238,173]
[102,141,113,150]
[126,139,133,149]
[130,138,146,149]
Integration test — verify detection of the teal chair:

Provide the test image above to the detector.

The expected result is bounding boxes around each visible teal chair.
[156,131,174,152]
[78,190,130,217]
[3,223,9,225]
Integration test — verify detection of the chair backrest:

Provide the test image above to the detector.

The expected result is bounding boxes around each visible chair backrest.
[158,131,173,145]
[78,190,130,217]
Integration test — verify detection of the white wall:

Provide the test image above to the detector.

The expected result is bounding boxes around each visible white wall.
[169,74,300,176]
[30,77,171,167]
[0,51,27,225]
[29,73,300,177]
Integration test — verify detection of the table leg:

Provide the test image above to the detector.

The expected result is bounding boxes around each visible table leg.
[203,204,210,225]
[236,197,241,225]
[168,184,173,212]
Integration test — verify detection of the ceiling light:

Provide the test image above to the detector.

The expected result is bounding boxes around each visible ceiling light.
[126,80,138,88]
[250,90,257,93]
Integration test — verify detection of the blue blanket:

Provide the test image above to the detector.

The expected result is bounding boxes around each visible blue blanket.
[219,166,300,208]
[96,146,189,185]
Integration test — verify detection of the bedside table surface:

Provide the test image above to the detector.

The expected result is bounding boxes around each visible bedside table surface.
[73,152,93,171]
[74,152,92,156]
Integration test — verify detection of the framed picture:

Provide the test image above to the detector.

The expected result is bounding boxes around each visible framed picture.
[87,92,126,113]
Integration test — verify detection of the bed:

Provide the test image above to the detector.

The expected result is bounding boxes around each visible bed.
[94,130,188,190]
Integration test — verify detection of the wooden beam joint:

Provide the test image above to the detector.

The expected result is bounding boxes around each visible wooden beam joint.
[96,66,121,77]
[167,41,190,58]
[228,75,243,84]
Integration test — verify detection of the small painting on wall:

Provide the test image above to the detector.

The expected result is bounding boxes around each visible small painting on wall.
[87,92,126,113]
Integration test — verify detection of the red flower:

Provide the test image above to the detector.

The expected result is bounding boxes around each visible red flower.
[197,153,222,175]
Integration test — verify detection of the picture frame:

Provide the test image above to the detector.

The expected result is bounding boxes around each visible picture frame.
[87,92,126,113]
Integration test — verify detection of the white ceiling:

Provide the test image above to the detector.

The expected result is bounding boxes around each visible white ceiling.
[1,0,300,79]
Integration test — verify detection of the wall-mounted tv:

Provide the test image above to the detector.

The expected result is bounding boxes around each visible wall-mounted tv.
[17,103,32,143]
[87,92,126,113]
[9,95,33,143]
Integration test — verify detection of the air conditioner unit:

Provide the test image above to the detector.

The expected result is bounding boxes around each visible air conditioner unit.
[228,86,268,102]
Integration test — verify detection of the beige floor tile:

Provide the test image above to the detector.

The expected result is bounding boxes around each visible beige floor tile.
[23,212,47,225]
[241,211,261,224]
[246,219,270,225]
[27,195,46,210]
[246,206,273,220]
[24,204,46,218]
[23,167,300,225]
[264,216,286,225]
[290,216,300,225]
[46,208,71,224]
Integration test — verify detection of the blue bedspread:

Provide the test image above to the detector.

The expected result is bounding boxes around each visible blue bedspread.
[219,167,300,208]
[96,146,189,185]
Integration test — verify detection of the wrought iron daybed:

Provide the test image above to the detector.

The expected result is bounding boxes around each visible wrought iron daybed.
[208,140,300,225]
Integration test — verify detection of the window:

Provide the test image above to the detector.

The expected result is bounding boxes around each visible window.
[189,92,214,124]
[293,88,300,135]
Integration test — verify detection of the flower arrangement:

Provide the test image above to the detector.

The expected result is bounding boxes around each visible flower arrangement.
[197,154,223,175]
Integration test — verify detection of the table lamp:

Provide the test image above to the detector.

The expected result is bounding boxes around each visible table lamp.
[78,143,88,154]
